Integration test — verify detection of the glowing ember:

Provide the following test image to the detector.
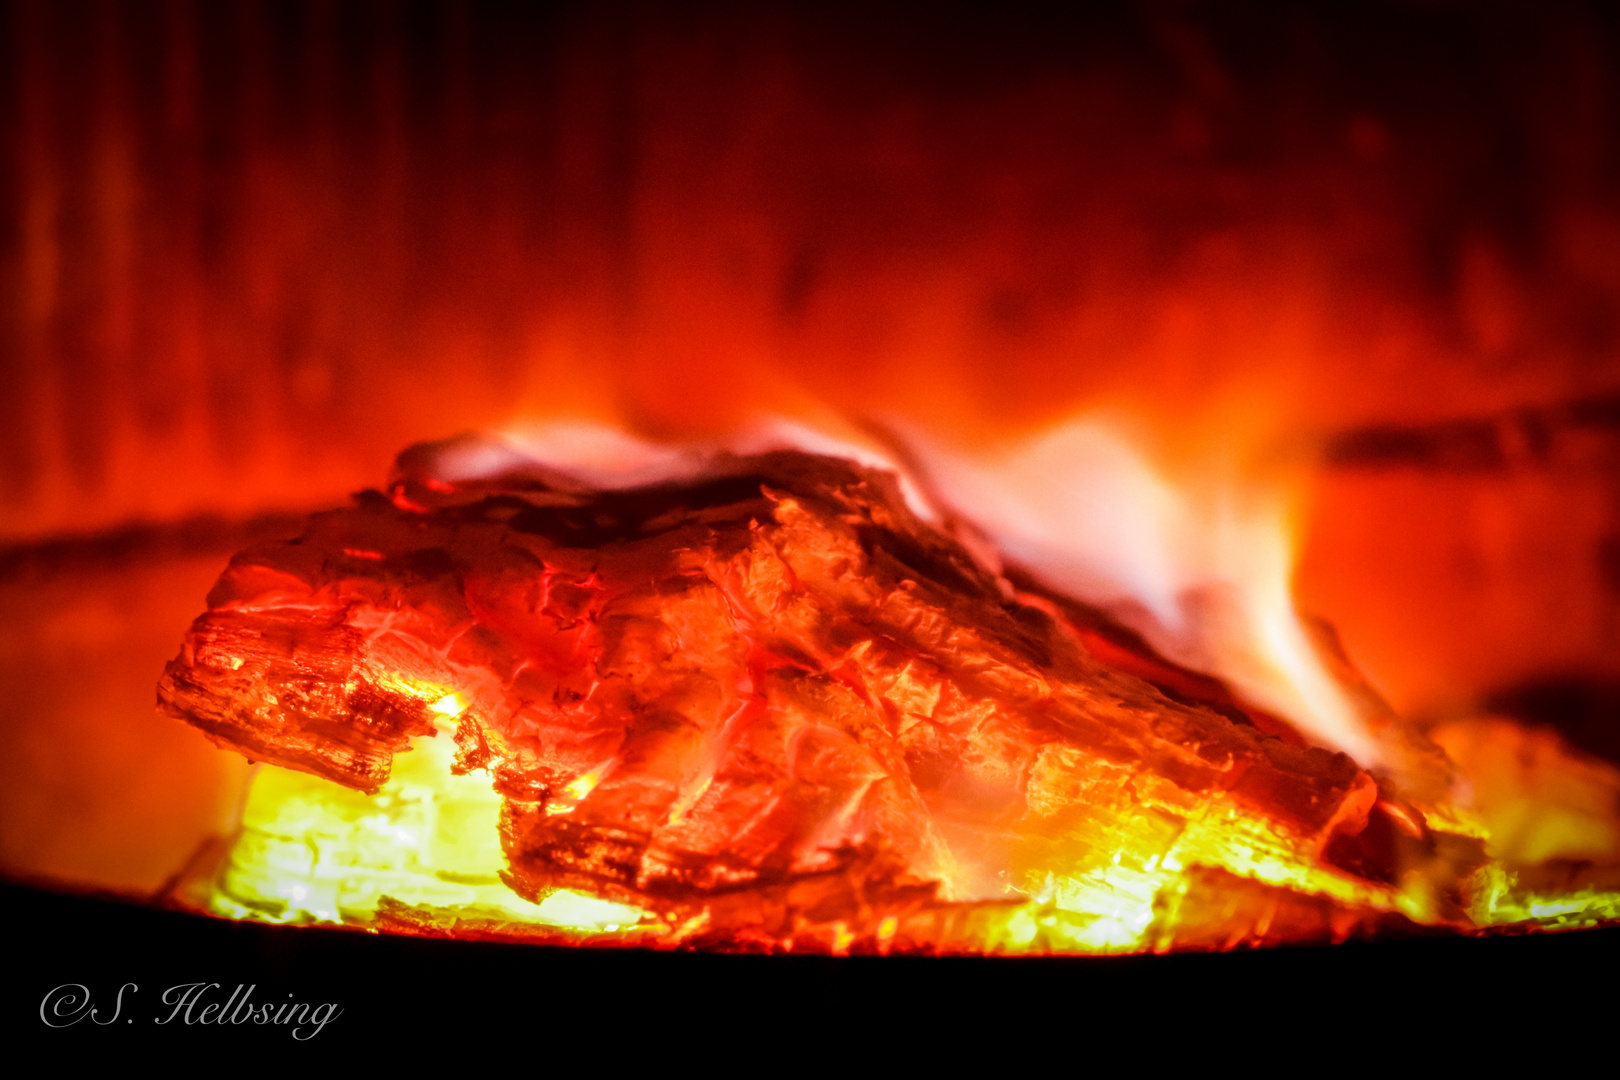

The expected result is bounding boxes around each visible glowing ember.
[158,431,1620,951]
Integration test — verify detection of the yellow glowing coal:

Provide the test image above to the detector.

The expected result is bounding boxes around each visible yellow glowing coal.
[202,701,1411,953]
[429,692,467,718]
[209,725,647,935]
[201,683,1620,949]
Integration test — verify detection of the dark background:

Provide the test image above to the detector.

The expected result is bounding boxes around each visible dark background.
[5,881,1616,1053]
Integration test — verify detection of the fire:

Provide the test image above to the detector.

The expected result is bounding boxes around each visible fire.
[161,420,1620,952]
[5,2,1615,967]
[884,417,1384,769]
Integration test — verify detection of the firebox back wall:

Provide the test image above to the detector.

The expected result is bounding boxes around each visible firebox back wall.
[3,0,1619,713]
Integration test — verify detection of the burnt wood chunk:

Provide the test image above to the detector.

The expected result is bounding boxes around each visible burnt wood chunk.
[159,446,1387,935]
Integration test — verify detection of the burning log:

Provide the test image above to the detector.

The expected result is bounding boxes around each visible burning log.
[159,439,1481,951]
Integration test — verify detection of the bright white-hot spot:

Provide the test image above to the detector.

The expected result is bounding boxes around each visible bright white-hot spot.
[895,422,1190,627]
[493,418,940,524]
[439,421,713,490]
[429,692,466,718]
[455,416,1381,770]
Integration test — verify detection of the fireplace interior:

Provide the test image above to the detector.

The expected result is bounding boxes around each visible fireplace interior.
[5,0,1620,1032]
